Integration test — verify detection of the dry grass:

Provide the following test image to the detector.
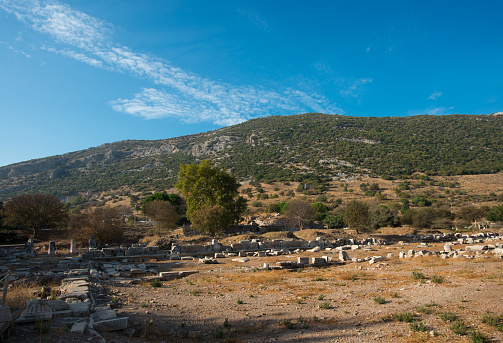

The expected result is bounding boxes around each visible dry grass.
[5,284,37,309]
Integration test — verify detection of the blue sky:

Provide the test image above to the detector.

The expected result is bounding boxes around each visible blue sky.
[1,0,502,167]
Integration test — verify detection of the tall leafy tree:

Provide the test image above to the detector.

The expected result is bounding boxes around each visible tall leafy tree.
[189,204,229,237]
[175,160,247,234]
[343,200,369,232]
[2,193,67,238]
[486,204,503,222]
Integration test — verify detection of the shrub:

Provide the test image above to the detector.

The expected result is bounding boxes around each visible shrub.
[374,296,386,304]
[410,322,427,332]
[223,318,230,328]
[395,312,414,322]
[481,311,503,331]
[320,301,331,310]
[450,320,467,335]
[251,201,262,207]
[431,274,445,284]
[438,311,458,322]
[236,299,243,304]
[412,271,425,280]
[279,319,295,329]
[468,330,490,343]
[150,278,162,287]
[416,306,433,315]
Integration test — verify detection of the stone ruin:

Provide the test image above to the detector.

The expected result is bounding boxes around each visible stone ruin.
[0,230,501,340]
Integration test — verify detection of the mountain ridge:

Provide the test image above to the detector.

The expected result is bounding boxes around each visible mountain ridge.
[1,113,503,200]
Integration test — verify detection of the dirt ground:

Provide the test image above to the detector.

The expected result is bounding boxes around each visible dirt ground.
[10,239,503,343]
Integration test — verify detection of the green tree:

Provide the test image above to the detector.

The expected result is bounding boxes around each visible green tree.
[175,160,247,234]
[486,204,503,222]
[343,200,369,232]
[323,213,345,229]
[456,205,488,222]
[2,193,68,238]
[368,205,397,230]
[189,204,229,237]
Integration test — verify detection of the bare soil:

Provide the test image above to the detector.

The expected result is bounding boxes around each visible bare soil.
[11,239,503,343]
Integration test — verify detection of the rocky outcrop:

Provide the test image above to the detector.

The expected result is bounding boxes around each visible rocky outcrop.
[190,136,239,157]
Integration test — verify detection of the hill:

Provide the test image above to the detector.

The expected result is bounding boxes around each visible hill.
[1,113,503,201]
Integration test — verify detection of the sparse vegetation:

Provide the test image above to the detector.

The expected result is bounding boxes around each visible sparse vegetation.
[395,312,414,322]
[373,296,386,304]
[468,330,490,343]
[320,301,331,310]
[438,311,458,322]
[409,322,427,332]
[150,278,162,287]
[431,274,445,284]
[412,271,425,280]
[451,320,468,335]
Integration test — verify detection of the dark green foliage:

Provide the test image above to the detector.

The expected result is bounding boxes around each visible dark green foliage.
[323,213,345,229]
[409,322,427,332]
[395,312,414,322]
[481,311,503,331]
[411,195,432,207]
[373,296,386,304]
[438,311,458,322]
[176,160,246,235]
[451,320,467,335]
[3,113,503,200]
[412,271,425,280]
[311,201,329,220]
[343,200,369,231]
[468,330,490,343]
[150,278,163,287]
[402,208,454,229]
[368,204,397,230]
[486,204,503,222]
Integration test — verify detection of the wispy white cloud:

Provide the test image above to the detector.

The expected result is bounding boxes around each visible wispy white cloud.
[427,91,442,100]
[237,8,270,32]
[0,40,31,57]
[0,0,343,125]
[339,78,373,98]
[313,60,372,98]
[408,106,455,116]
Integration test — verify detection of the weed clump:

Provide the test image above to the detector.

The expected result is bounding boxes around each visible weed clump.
[395,312,414,322]
[374,296,386,304]
[450,320,467,335]
[412,271,425,280]
[481,311,503,331]
[320,301,331,310]
[431,274,445,284]
[468,330,490,343]
[150,278,162,287]
[279,319,295,329]
[410,321,427,332]
[438,311,458,322]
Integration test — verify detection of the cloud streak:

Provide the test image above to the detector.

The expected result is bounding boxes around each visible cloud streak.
[408,106,454,116]
[0,0,343,126]
[427,91,442,100]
